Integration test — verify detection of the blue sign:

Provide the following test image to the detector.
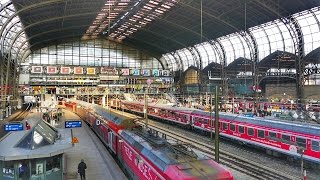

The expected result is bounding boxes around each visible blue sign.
[4,123,24,131]
[65,121,82,128]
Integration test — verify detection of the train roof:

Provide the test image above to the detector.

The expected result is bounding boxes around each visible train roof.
[122,101,320,136]
[191,110,320,137]
[120,129,208,171]
[72,100,134,125]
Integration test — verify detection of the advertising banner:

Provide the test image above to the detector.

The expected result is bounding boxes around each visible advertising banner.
[132,69,140,76]
[74,67,83,74]
[47,66,57,74]
[161,70,169,76]
[87,67,96,75]
[101,67,117,75]
[60,67,71,74]
[142,69,150,76]
[152,69,159,76]
[121,68,130,76]
[31,66,43,74]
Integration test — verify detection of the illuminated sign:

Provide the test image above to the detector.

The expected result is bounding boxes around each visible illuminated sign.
[152,69,159,76]
[142,69,150,76]
[31,66,43,73]
[132,69,140,76]
[65,121,82,128]
[4,123,24,131]
[60,67,71,74]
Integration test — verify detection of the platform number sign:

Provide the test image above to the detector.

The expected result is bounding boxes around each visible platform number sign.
[65,121,82,128]
[96,119,101,126]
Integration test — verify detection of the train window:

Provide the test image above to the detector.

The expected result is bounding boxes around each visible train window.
[238,126,244,134]
[281,134,291,142]
[230,124,235,132]
[258,130,265,138]
[312,141,320,152]
[296,137,306,148]
[269,132,277,138]
[203,119,208,124]
[248,128,254,136]
[223,123,228,130]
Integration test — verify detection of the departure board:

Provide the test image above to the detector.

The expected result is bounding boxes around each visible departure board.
[65,121,82,128]
[4,123,24,131]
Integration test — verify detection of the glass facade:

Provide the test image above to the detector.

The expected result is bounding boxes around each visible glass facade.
[0,1,30,60]
[163,7,320,73]
[25,39,162,69]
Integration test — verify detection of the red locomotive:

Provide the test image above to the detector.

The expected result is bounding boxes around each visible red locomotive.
[65,100,234,180]
[114,100,320,164]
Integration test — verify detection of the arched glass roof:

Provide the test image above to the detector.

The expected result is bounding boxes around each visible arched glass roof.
[0,1,29,62]
[162,7,320,72]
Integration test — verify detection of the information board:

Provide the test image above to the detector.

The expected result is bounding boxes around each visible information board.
[65,121,82,128]
[4,123,24,131]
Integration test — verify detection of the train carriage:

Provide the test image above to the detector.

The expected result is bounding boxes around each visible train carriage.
[115,100,320,164]
[65,99,234,180]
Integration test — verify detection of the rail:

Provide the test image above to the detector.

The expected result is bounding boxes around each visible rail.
[138,121,300,180]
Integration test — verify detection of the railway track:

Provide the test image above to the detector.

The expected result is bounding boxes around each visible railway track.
[138,121,300,180]
[0,103,32,139]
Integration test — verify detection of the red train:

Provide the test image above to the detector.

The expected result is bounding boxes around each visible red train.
[112,100,320,164]
[65,100,234,180]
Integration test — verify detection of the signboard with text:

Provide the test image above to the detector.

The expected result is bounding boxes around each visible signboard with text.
[60,67,71,74]
[4,123,24,131]
[74,67,83,74]
[65,121,82,128]
[31,66,43,74]
[47,66,57,74]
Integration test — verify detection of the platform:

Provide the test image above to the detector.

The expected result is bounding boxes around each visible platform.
[60,110,127,180]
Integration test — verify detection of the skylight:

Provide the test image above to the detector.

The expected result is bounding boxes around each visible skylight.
[82,0,178,41]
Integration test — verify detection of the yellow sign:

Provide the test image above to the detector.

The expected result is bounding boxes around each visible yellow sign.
[72,137,79,143]
[87,68,96,75]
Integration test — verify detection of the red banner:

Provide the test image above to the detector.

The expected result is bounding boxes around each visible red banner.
[74,67,83,74]
[47,66,57,74]
[60,67,70,74]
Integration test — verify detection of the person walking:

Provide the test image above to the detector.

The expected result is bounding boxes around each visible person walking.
[78,159,87,180]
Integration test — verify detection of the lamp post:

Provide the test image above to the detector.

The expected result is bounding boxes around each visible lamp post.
[299,148,305,180]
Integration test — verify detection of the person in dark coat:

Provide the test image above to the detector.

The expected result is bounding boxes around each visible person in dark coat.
[78,159,87,180]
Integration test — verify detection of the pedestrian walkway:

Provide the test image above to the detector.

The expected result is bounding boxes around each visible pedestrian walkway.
[62,110,127,180]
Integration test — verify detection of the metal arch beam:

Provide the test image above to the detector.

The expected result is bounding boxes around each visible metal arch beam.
[2,20,22,59]
[309,8,320,31]
[225,36,236,65]
[253,0,290,18]
[128,24,193,52]
[168,52,182,71]
[187,47,200,69]
[208,39,228,96]
[188,46,203,93]
[281,15,305,100]
[15,24,93,60]
[197,44,209,67]
[0,0,67,52]
[172,51,184,72]
[179,1,241,33]
[149,15,210,42]
[3,11,100,100]
[245,30,259,99]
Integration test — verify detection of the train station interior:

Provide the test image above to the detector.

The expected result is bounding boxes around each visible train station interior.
[1,0,320,179]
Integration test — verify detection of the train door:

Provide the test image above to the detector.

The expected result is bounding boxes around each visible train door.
[191,115,195,128]
[108,131,116,153]
[186,114,190,125]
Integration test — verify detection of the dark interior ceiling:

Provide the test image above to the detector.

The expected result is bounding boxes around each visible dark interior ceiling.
[12,0,320,58]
